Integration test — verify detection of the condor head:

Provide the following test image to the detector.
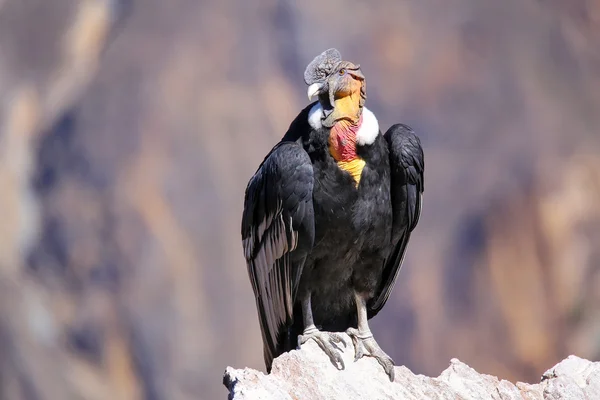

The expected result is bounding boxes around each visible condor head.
[304,48,366,128]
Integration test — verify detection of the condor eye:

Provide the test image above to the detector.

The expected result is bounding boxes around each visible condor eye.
[338,68,346,76]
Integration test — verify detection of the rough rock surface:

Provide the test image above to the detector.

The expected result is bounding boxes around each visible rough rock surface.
[224,334,599,399]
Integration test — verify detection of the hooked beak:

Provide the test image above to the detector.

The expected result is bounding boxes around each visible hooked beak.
[307,83,323,100]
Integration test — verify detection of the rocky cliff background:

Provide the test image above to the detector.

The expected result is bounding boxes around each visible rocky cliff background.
[1,0,599,399]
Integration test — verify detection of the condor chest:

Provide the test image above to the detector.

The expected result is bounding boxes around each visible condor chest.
[310,155,393,249]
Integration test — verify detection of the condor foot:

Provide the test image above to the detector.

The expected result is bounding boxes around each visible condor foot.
[346,327,395,381]
[298,326,346,370]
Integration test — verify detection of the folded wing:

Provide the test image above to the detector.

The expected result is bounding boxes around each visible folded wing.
[241,142,315,369]
[369,124,424,316]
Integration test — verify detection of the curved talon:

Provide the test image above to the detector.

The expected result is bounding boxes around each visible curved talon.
[329,332,347,348]
[346,328,396,381]
[299,329,346,370]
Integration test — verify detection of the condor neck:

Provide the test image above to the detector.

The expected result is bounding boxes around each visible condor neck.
[306,102,377,188]
[307,102,379,148]
[328,114,363,162]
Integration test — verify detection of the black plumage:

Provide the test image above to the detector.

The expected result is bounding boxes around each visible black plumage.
[241,49,424,380]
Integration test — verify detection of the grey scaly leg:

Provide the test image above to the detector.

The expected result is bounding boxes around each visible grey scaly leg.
[297,292,346,369]
[346,292,395,381]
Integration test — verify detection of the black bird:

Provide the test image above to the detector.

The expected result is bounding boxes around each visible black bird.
[241,48,424,381]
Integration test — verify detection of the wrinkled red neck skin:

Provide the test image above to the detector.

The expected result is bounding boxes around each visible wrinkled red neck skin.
[329,114,363,162]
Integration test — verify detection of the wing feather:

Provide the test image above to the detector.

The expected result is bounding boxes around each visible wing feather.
[241,141,314,369]
[369,123,424,316]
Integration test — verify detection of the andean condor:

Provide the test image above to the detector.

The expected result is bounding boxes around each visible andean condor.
[241,48,424,381]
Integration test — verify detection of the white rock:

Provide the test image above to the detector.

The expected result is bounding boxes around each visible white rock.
[224,333,599,400]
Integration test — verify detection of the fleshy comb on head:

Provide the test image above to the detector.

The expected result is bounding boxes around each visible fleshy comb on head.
[304,48,342,85]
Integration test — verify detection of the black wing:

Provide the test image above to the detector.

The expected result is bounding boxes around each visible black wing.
[241,141,314,370]
[369,123,424,316]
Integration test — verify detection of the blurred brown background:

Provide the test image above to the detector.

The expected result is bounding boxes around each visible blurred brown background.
[1,0,599,399]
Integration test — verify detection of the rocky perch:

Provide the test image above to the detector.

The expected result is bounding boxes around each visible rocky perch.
[224,333,599,399]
